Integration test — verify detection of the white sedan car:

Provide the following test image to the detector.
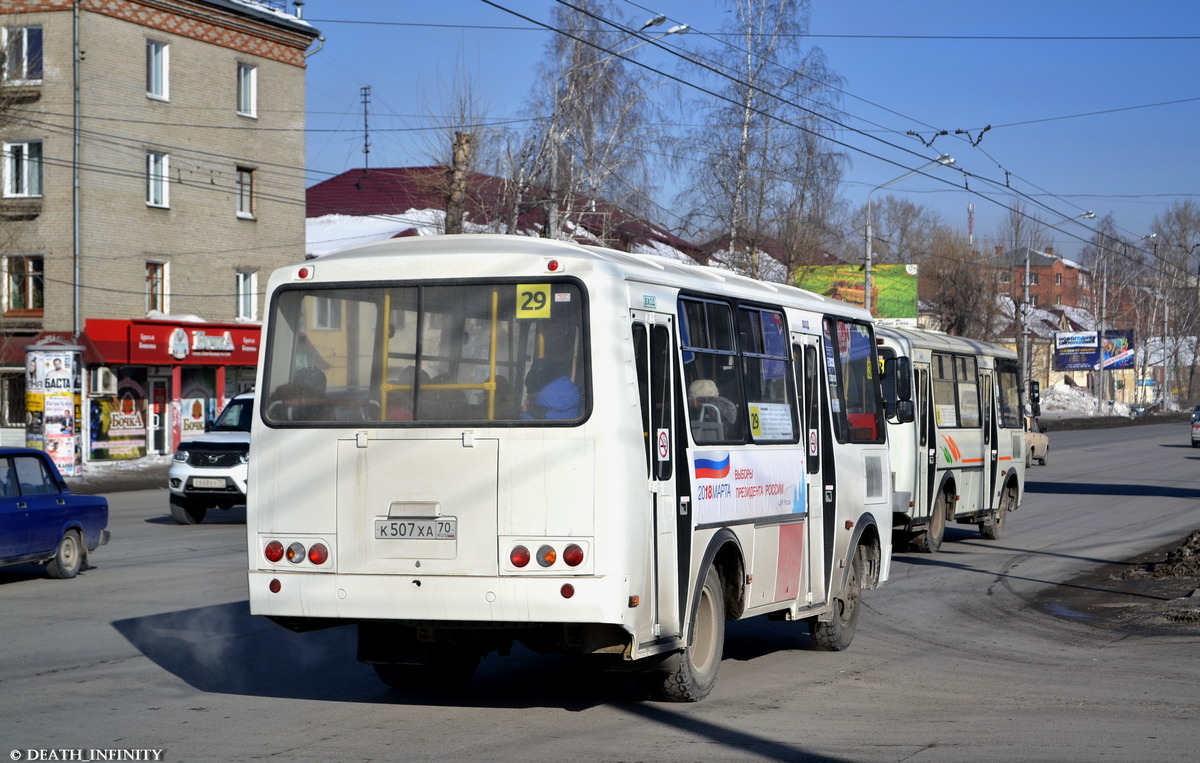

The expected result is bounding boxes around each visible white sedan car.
[1025,416,1049,466]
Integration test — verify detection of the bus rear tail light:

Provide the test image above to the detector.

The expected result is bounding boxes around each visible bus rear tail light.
[308,543,329,565]
[560,584,575,599]
[563,544,584,567]
[507,541,589,570]
[286,542,306,563]
[264,540,284,563]
[510,545,531,568]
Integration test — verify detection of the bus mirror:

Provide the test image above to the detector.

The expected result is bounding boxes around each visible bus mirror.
[894,399,915,424]
[1029,380,1041,418]
[884,356,912,402]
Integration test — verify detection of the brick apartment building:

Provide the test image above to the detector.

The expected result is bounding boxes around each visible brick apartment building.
[996,245,1094,311]
[0,0,318,463]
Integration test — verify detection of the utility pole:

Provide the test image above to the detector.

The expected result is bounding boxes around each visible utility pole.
[360,85,371,171]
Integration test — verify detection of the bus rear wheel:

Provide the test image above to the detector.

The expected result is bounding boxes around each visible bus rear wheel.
[979,487,1014,540]
[659,565,725,702]
[911,493,947,554]
[810,545,863,651]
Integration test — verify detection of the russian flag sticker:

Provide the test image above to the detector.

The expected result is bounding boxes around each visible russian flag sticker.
[694,453,731,479]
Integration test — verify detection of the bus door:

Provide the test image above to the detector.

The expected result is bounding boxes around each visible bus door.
[631,312,681,640]
[915,365,935,516]
[981,370,1000,509]
[793,335,826,607]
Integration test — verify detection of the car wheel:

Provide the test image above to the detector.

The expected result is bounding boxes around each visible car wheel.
[1038,448,1048,466]
[46,529,84,579]
[170,496,208,525]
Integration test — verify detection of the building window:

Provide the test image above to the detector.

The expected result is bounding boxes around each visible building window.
[237,63,256,117]
[999,272,1010,283]
[2,26,43,84]
[1029,295,1038,308]
[146,39,169,99]
[2,372,27,426]
[236,270,257,320]
[146,261,168,313]
[4,255,43,315]
[1055,273,1062,285]
[313,297,341,330]
[236,167,254,218]
[146,151,169,207]
[3,140,42,197]
[1029,273,1039,285]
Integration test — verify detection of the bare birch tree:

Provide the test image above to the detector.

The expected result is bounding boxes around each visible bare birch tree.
[526,0,664,243]
[678,0,843,280]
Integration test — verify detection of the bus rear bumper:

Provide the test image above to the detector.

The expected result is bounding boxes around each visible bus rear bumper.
[248,569,636,628]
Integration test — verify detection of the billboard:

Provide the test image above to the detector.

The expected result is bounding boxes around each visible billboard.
[793,263,919,320]
[1053,330,1134,371]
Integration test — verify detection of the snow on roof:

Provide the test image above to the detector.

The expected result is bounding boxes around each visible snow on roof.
[220,0,317,31]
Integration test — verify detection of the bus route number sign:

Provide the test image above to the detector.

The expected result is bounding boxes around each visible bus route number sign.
[375,517,458,540]
[516,284,551,319]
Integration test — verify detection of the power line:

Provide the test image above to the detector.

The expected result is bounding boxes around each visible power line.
[307,17,1200,41]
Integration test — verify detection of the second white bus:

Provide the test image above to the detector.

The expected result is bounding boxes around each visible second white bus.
[876,325,1026,553]
[247,235,898,701]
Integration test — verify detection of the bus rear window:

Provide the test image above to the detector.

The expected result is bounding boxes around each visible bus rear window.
[262,281,587,425]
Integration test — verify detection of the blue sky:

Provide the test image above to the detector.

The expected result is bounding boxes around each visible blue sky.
[299,1,1199,258]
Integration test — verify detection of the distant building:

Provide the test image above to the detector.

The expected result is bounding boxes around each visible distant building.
[1,0,318,456]
[995,245,1094,311]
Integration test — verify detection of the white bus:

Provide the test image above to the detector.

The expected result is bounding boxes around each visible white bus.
[247,235,896,701]
[876,326,1026,553]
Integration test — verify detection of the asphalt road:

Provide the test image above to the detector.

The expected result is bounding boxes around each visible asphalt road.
[3,421,1198,762]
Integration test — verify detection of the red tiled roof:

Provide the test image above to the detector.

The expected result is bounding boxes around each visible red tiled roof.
[306,167,703,259]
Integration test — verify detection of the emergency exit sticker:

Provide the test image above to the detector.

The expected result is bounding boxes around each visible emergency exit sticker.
[516,284,551,319]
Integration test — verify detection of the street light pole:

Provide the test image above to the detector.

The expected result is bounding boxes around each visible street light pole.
[865,155,954,315]
[1021,211,1095,393]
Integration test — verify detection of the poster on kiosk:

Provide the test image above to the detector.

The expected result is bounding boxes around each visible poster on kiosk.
[25,344,83,477]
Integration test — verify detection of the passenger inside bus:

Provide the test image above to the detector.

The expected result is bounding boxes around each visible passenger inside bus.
[688,378,738,441]
[268,367,327,421]
[522,358,580,420]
